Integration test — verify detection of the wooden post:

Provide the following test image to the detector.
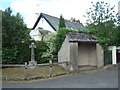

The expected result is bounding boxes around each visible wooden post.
[25,62,27,69]
[49,60,52,76]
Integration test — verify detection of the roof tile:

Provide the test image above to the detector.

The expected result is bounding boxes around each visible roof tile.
[67,32,98,42]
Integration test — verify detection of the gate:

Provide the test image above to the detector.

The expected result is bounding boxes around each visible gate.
[117,49,120,63]
[104,48,112,65]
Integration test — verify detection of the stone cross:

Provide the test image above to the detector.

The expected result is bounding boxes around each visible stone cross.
[29,43,36,62]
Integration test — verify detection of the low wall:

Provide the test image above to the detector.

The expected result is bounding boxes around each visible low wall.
[1,62,69,69]
[1,64,25,68]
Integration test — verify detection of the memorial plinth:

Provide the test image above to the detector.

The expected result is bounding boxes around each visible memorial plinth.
[29,43,37,69]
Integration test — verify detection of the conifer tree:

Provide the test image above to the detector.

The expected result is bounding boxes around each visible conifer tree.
[59,15,66,28]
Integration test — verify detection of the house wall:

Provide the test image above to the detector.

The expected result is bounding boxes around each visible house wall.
[29,29,42,41]
[30,17,55,41]
[58,36,70,69]
[35,17,55,32]
[77,43,97,66]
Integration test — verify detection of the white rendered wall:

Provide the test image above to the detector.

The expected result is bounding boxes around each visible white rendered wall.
[30,17,55,41]
[108,46,117,64]
[35,18,55,32]
[29,29,42,41]
[112,46,117,64]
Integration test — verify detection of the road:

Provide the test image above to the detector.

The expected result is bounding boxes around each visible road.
[2,65,118,88]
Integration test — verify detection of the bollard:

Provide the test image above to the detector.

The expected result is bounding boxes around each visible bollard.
[25,62,27,69]
[70,64,73,72]
[49,60,52,76]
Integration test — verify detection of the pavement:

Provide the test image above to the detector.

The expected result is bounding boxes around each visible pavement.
[2,65,118,88]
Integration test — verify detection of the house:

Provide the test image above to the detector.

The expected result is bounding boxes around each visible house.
[58,32,104,72]
[30,27,50,41]
[30,13,85,41]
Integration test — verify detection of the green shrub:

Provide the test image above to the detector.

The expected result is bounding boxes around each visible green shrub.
[35,41,49,64]
[55,28,69,53]
[2,46,18,64]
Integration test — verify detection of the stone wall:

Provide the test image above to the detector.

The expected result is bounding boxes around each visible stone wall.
[77,43,97,66]
[96,43,104,67]
[58,36,104,71]
[58,36,70,70]
[69,42,78,72]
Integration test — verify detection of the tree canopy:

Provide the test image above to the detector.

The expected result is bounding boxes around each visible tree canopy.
[85,1,118,47]
[70,17,80,23]
[59,15,66,28]
[2,7,30,64]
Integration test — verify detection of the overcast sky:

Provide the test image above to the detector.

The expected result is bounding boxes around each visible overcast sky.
[0,0,119,28]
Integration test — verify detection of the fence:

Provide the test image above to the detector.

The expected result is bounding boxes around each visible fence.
[104,47,112,65]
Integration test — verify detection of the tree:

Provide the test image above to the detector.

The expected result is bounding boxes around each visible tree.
[42,32,57,62]
[85,1,117,47]
[115,26,120,46]
[2,7,30,64]
[35,41,49,64]
[59,15,66,28]
[70,17,80,23]
[54,28,69,54]
[85,1,117,24]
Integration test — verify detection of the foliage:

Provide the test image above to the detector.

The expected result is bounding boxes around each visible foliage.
[70,17,80,23]
[42,32,57,62]
[115,26,120,46]
[85,1,117,24]
[17,41,31,64]
[54,28,69,54]
[2,7,30,64]
[88,21,116,47]
[35,41,49,64]
[2,46,18,64]
[59,15,66,28]
[85,1,117,47]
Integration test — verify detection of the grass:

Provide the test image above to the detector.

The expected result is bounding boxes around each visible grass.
[2,65,68,81]
[2,64,115,82]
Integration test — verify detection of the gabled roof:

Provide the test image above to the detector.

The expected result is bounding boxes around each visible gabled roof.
[39,28,50,35]
[67,32,98,43]
[32,13,85,31]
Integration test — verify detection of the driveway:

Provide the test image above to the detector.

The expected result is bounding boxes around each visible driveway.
[2,65,118,88]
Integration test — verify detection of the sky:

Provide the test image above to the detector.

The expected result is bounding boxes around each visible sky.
[0,0,119,28]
